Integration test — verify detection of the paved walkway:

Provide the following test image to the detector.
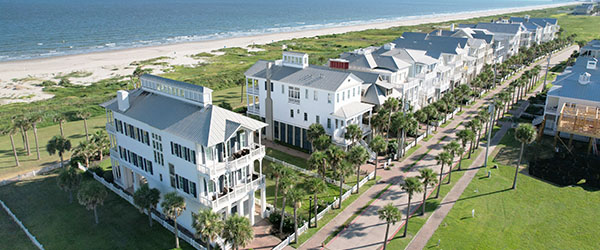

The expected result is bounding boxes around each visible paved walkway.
[404,45,577,250]
[297,45,577,250]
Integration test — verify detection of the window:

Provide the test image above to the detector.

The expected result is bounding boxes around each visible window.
[336,93,339,103]
[314,90,318,101]
[305,89,309,99]
[304,112,308,121]
[264,81,267,90]
[353,88,356,97]
[170,142,196,164]
[169,164,176,188]
[328,93,332,104]
[290,109,294,118]
[327,118,331,129]
[342,91,345,101]
[335,119,339,129]
[316,115,320,124]
[281,84,284,94]
[271,82,273,92]
[288,86,300,100]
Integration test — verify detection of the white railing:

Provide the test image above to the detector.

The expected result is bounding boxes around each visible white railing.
[0,199,44,250]
[288,98,300,105]
[106,122,116,133]
[273,171,375,250]
[263,155,351,190]
[247,87,260,95]
[211,175,265,211]
[198,144,265,176]
[77,163,209,250]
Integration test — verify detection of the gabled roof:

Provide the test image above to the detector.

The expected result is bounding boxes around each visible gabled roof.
[548,56,600,103]
[361,82,401,106]
[245,60,360,92]
[391,32,467,57]
[472,22,524,35]
[332,102,374,118]
[101,89,267,147]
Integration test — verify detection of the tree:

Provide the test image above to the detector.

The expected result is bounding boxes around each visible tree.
[279,173,296,234]
[414,109,428,135]
[443,141,460,184]
[47,135,72,168]
[382,98,400,139]
[513,124,536,189]
[326,145,350,209]
[369,135,388,181]
[348,146,368,194]
[418,168,438,216]
[307,123,326,150]
[423,105,439,132]
[0,125,20,166]
[54,114,67,137]
[193,209,224,250]
[344,124,363,147]
[455,146,466,171]
[222,214,253,250]
[77,181,108,224]
[287,188,306,243]
[312,134,331,152]
[77,110,92,141]
[400,177,422,237]
[74,140,97,168]
[15,116,31,155]
[161,192,186,249]
[306,178,326,228]
[134,183,161,227]
[29,114,43,160]
[308,151,328,179]
[372,110,388,136]
[377,203,402,250]
[434,151,452,199]
[57,167,81,203]
[269,162,286,208]
[91,130,110,161]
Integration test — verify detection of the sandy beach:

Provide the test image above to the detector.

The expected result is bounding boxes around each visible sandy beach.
[0,2,576,105]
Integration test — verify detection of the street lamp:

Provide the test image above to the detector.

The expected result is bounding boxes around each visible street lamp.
[484,104,495,170]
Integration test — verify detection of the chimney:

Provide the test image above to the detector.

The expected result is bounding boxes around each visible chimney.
[264,62,274,140]
[117,90,130,111]
[451,23,455,32]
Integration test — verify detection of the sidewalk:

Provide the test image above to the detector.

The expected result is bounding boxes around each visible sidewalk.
[298,45,577,250]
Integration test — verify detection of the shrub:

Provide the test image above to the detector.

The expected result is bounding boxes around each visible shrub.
[88,165,104,176]
[268,212,294,234]
[103,171,114,183]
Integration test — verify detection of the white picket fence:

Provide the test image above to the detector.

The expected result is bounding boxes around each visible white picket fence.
[264,155,351,190]
[0,161,65,187]
[272,171,375,250]
[0,199,44,250]
[77,163,209,250]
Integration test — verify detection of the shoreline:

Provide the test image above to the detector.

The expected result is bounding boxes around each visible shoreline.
[0,2,576,104]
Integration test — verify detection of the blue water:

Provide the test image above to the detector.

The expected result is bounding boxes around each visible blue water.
[0,0,562,61]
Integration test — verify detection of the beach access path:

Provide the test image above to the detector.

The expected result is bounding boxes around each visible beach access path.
[297,45,577,250]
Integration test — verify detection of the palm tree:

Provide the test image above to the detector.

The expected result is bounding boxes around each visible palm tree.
[29,114,43,160]
[193,209,224,250]
[478,107,491,139]
[348,146,368,194]
[312,134,331,152]
[467,118,482,150]
[423,105,438,132]
[0,125,20,166]
[377,203,402,250]
[47,135,72,168]
[74,140,97,168]
[443,141,460,184]
[161,192,186,249]
[77,110,92,141]
[308,151,328,179]
[344,124,363,147]
[133,183,161,227]
[382,98,400,139]
[57,167,81,203]
[91,130,110,161]
[77,181,108,224]
[513,124,537,189]
[306,178,326,228]
[222,214,254,250]
[403,114,418,157]
[434,151,451,199]
[326,145,350,209]
[15,116,31,155]
[54,114,67,137]
[287,188,306,243]
[369,135,388,181]
[418,168,438,216]
[279,174,296,234]
[455,146,466,171]
[400,177,423,237]
[307,123,326,151]
[269,162,285,207]
[414,109,427,136]
[372,110,388,136]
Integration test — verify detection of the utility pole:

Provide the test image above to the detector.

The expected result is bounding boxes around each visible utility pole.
[542,51,552,92]
[484,104,495,169]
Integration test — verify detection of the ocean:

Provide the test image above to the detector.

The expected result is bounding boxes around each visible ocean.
[0,0,561,62]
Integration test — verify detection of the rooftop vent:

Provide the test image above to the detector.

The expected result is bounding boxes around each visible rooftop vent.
[579,72,591,85]
[587,58,598,70]
[117,90,130,111]
[384,43,396,50]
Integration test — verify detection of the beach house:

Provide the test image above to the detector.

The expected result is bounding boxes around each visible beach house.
[542,40,600,146]
[459,22,526,61]
[509,16,560,44]
[245,51,374,149]
[101,74,268,234]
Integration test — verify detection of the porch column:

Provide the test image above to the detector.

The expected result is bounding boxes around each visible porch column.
[259,159,263,176]
[258,130,262,145]
[260,186,266,218]
[250,193,256,225]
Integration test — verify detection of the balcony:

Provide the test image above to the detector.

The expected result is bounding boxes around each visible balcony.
[209,174,265,211]
[288,97,300,105]
[106,122,116,133]
[545,105,558,114]
[197,143,266,177]
[247,87,259,95]
[247,104,260,115]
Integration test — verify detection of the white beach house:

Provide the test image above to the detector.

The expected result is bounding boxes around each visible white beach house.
[101,74,268,235]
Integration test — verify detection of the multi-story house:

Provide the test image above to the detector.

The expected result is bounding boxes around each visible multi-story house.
[101,74,268,236]
[509,16,559,43]
[460,22,526,61]
[542,40,600,142]
[245,51,374,149]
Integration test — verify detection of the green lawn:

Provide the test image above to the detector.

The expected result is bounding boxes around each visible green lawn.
[0,172,194,250]
[424,129,600,249]
[265,147,309,169]
[0,208,37,250]
[0,115,107,180]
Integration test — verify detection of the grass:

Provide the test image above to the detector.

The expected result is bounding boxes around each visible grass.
[0,115,107,180]
[265,147,309,169]
[212,85,248,109]
[0,172,193,250]
[54,71,93,80]
[422,134,434,142]
[0,208,37,250]
[385,148,483,249]
[405,148,432,172]
[290,177,380,248]
[440,118,453,128]
[398,144,421,162]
